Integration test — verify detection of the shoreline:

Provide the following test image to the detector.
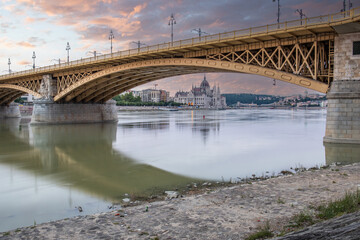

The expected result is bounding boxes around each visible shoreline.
[2,162,360,239]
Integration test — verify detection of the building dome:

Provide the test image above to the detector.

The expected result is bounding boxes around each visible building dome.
[200,75,210,89]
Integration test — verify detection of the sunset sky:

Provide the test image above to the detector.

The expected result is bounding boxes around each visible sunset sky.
[0,0,357,96]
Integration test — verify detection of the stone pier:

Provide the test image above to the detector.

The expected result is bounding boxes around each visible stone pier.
[0,102,21,118]
[31,75,118,124]
[324,32,360,144]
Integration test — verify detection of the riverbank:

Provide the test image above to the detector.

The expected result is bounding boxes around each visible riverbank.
[1,163,360,239]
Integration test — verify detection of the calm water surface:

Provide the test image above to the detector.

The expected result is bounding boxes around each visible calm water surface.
[0,109,358,232]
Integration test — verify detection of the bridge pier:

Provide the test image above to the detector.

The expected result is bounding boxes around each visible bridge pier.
[324,32,360,144]
[30,75,118,124]
[0,102,21,118]
[31,99,118,124]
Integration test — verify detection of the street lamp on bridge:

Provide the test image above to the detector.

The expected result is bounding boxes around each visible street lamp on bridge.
[168,13,176,46]
[8,58,11,74]
[66,42,71,63]
[192,28,209,40]
[109,30,114,54]
[87,51,102,57]
[131,41,146,52]
[32,51,36,69]
[51,59,64,65]
[295,9,307,24]
[272,0,280,24]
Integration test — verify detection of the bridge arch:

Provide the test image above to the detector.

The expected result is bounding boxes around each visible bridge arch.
[0,84,41,105]
[54,58,329,103]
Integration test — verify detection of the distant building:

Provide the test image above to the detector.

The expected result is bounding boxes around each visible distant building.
[132,89,169,103]
[20,94,34,103]
[173,75,226,108]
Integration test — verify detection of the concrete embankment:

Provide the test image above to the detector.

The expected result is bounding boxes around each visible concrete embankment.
[1,163,360,240]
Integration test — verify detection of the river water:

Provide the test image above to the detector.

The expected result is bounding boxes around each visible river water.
[0,109,359,232]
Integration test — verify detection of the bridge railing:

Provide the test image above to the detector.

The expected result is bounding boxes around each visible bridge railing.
[1,7,360,80]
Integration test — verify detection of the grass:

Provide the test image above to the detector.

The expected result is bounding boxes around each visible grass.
[246,191,360,240]
[292,211,314,226]
[245,222,273,240]
[317,191,360,220]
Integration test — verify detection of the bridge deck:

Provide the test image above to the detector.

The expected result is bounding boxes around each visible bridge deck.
[1,7,360,82]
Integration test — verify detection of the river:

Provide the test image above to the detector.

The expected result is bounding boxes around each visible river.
[0,109,359,232]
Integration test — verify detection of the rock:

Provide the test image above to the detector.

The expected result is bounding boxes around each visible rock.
[75,206,83,212]
[164,191,179,199]
[275,211,360,240]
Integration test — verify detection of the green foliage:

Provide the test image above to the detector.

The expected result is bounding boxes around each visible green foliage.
[317,191,360,220]
[223,93,283,106]
[245,222,273,240]
[113,92,141,103]
[292,212,314,226]
[277,197,285,204]
[112,92,181,106]
[14,97,24,103]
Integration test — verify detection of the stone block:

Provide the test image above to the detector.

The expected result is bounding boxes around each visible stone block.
[0,103,21,118]
[31,100,118,124]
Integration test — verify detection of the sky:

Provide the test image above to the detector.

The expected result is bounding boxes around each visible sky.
[0,0,358,96]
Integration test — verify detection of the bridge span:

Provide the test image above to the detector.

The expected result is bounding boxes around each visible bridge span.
[0,7,360,144]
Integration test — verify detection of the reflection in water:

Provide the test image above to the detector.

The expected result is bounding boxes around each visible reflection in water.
[3,122,195,200]
[0,120,195,232]
[175,111,220,143]
[324,142,360,165]
[1,109,359,232]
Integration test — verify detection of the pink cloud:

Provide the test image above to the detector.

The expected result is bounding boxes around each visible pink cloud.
[18,60,31,65]
[16,41,35,48]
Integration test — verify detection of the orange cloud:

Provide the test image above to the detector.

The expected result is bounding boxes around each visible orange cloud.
[25,16,47,23]
[18,60,32,65]
[16,41,35,48]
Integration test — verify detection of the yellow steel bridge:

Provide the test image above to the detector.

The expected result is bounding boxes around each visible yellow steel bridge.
[0,7,360,105]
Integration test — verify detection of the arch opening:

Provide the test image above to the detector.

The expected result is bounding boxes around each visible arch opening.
[54,58,329,103]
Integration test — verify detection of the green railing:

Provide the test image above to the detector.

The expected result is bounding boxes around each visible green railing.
[1,7,359,80]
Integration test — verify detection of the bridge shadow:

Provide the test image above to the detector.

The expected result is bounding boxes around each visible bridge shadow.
[0,120,197,202]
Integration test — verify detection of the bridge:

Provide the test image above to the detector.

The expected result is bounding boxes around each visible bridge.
[0,7,360,144]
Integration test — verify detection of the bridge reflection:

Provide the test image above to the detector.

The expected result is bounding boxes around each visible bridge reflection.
[0,120,196,202]
[324,142,360,166]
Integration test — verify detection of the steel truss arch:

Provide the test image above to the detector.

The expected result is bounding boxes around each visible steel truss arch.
[54,58,328,103]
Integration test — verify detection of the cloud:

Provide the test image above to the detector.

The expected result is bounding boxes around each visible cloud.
[18,60,31,65]
[16,41,35,48]
[28,37,46,45]
[25,16,47,23]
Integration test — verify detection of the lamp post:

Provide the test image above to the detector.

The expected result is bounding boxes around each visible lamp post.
[272,0,280,24]
[66,42,71,63]
[87,51,97,57]
[8,58,11,74]
[131,41,146,52]
[51,59,62,64]
[168,13,176,46]
[295,9,306,24]
[32,51,36,69]
[109,30,114,54]
[192,28,209,40]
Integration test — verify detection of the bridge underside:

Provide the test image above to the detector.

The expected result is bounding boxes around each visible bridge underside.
[54,58,329,104]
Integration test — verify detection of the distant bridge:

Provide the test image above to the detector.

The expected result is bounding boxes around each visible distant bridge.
[0,8,359,105]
